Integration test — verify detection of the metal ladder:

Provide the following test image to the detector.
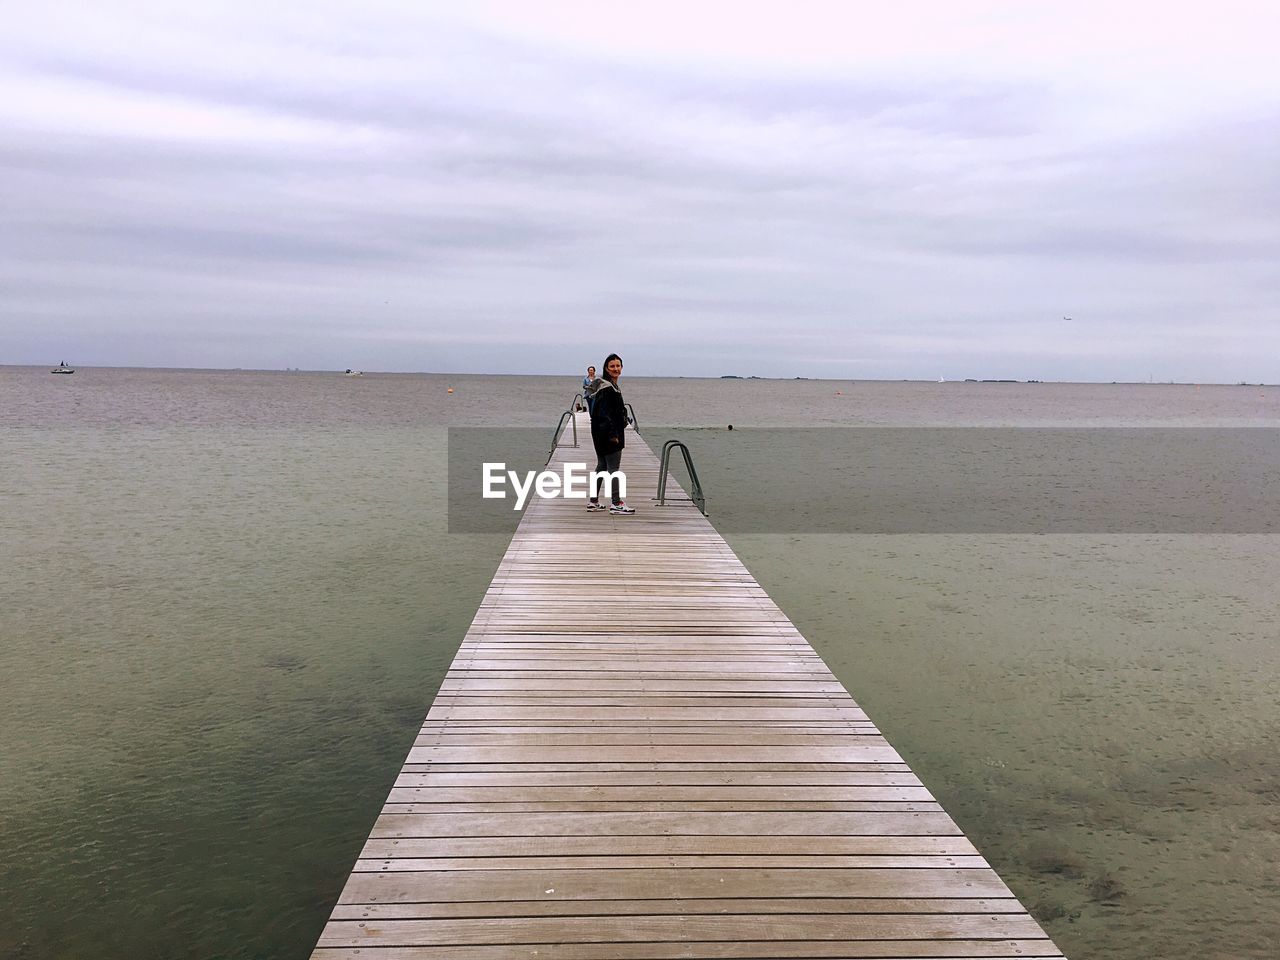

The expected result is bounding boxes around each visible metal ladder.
[548,391,584,462]
[549,395,636,460]
[657,439,707,516]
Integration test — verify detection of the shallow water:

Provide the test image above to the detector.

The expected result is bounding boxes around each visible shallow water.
[2,367,1277,958]
[732,534,1280,958]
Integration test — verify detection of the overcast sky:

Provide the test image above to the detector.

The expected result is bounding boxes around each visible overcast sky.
[3,1,1278,380]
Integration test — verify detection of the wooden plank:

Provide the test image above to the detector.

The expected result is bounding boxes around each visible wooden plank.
[336,867,1013,903]
[414,724,884,734]
[310,413,1064,959]
[313,944,1063,959]
[406,745,900,763]
[317,914,1047,946]
[352,854,984,870]
[371,811,962,837]
[380,803,946,815]
[393,771,927,786]
[384,785,934,801]
[426,698,864,706]
[330,897,1025,919]
[359,836,978,857]
[398,762,916,772]
[419,711,879,725]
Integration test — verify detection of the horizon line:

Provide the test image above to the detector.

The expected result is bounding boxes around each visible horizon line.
[2,363,1274,387]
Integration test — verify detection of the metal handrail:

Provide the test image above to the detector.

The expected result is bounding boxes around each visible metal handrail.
[625,402,638,430]
[569,390,587,413]
[548,407,579,461]
[657,439,707,516]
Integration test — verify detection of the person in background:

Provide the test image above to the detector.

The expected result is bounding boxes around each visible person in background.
[585,354,635,514]
[581,365,596,414]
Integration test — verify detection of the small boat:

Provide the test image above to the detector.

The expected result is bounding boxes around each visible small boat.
[343,369,363,377]
[51,361,75,374]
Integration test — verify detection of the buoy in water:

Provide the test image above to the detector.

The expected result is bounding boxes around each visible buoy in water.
[447,386,454,394]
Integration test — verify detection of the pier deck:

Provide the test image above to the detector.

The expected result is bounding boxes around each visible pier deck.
[312,413,1064,959]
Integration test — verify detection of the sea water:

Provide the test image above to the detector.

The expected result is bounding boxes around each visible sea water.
[2,367,1277,958]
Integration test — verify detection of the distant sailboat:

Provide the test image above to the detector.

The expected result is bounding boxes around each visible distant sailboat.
[344,369,363,377]
[51,360,75,374]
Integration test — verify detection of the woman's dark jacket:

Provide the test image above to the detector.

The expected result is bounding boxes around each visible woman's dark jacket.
[585,378,626,454]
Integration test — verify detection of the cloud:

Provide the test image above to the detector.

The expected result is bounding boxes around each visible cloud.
[1,1,1278,380]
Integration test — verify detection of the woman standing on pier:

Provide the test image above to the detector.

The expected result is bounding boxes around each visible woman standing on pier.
[585,353,635,514]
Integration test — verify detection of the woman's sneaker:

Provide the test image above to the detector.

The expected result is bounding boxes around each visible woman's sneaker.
[587,500,603,511]
[608,501,636,514]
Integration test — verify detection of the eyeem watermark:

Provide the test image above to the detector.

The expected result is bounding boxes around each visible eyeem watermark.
[451,426,1280,534]
[483,462,625,510]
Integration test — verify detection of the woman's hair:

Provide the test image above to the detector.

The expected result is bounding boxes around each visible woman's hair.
[602,353,622,383]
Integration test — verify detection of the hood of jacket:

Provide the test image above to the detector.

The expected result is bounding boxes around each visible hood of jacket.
[583,377,618,398]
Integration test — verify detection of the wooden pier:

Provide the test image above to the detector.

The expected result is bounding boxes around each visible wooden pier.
[312,413,1064,959]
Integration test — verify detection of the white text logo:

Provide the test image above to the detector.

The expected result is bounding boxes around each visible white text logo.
[482,462,625,510]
